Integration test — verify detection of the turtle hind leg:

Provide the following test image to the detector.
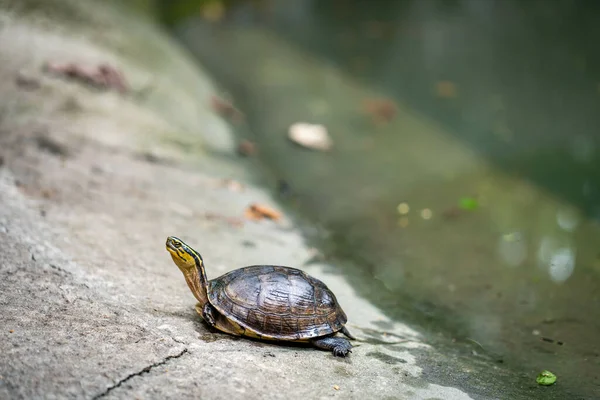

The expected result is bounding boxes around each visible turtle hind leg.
[311,335,353,357]
[341,326,356,340]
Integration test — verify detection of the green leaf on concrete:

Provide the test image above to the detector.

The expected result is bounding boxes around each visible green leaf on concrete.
[459,197,479,211]
[536,370,557,386]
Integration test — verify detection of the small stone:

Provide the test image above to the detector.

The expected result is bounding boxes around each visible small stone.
[397,202,410,215]
[420,208,432,220]
[333,385,340,391]
[288,123,332,151]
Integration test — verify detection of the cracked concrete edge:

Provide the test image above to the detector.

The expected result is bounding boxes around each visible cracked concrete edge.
[91,349,189,400]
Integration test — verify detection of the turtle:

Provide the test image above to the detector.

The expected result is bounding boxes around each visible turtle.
[166,236,355,357]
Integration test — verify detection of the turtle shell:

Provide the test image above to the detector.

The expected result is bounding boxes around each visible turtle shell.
[207,265,347,341]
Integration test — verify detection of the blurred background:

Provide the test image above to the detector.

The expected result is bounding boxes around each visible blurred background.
[137,0,599,396]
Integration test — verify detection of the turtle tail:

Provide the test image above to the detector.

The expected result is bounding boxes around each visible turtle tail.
[341,326,356,340]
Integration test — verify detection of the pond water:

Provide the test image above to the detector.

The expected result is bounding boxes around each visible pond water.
[162,0,600,397]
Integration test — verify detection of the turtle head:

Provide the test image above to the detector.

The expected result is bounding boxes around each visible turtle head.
[166,236,202,273]
[166,236,208,304]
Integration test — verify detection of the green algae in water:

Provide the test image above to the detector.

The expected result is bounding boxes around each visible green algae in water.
[536,370,557,386]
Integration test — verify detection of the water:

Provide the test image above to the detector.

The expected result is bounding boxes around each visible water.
[162,0,600,397]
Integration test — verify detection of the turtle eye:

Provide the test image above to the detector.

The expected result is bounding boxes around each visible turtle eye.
[173,241,182,248]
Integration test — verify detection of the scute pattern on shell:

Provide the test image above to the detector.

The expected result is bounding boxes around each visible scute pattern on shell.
[208,265,347,341]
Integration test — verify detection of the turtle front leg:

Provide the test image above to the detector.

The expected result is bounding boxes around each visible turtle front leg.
[311,335,353,357]
[195,302,204,317]
[197,302,217,328]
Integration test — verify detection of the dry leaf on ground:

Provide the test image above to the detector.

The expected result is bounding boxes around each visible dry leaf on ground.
[201,1,225,22]
[210,95,244,123]
[435,81,457,98]
[245,203,281,221]
[237,140,257,157]
[362,97,397,124]
[44,61,128,93]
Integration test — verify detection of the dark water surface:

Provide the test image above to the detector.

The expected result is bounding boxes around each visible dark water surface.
[163,0,600,397]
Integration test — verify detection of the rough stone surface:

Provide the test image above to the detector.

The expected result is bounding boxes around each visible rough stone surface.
[0,1,534,399]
